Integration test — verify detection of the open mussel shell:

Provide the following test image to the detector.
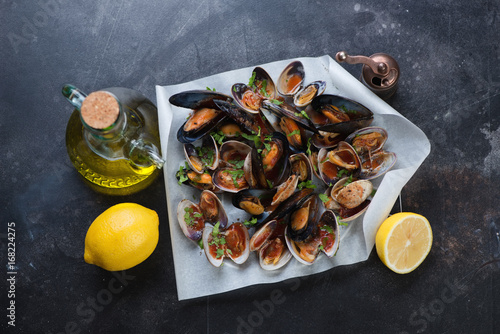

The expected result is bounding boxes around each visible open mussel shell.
[199,190,228,228]
[330,177,372,222]
[232,190,265,216]
[260,188,314,226]
[359,150,397,180]
[203,223,250,267]
[279,117,307,152]
[277,61,305,96]
[212,167,249,193]
[219,140,252,167]
[183,135,219,174]
[293,80,326,107]
[285,208,340,265]
[177,199,205,241]
[290,153,313,182]
[311,94,374,134]
[213,99,275,135]
[287,194,321,242]
[345,126,388,155]
[172,90,232,144]
[261,99,318,133]
[251,132,290,189]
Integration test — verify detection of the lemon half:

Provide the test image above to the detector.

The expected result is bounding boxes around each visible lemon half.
[375,212,432,274]
[84,203,159,271]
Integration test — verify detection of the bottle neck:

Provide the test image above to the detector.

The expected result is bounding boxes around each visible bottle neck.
[80,91,127,140]
[82,106,127,140]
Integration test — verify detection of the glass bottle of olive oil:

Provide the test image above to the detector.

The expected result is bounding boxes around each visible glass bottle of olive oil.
[63,85,165,195]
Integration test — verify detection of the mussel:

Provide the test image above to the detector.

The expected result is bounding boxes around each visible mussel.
[171,90,232,143]
[310,94,374,134]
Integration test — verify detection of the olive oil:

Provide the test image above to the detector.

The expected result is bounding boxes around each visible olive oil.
[64,86,164,195]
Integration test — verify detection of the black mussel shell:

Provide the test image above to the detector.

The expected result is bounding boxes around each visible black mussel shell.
[311,94,374,134]
[260,188,314,226]
[287,194,320,242]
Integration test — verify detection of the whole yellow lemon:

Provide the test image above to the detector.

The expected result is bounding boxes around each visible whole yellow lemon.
[84,203,159,271]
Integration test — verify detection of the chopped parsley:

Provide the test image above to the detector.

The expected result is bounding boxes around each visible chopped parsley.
[227,169,245,188]
[195,146,215,167]
[240,127,263,148]
[210,130,226,145]
[184,207,203,227]
[306,137,312,156]
[337,169,349,178]
[243,217,259,228]
[206,87,216,91]
[269,99,283,105]
[209,222,227,258]
[338,220,348,227]
[176,162,190,185]
[297,180,316,190]
[318,193,330,203]
[340,105,358,115]
[248,71,257,87]
[266,179,273,188]
[287,129,301,137]
[343,174,354,186]
[371,189,377,197]
[295,110,311,120]
[321,225,334,234]
[228,159,245,169]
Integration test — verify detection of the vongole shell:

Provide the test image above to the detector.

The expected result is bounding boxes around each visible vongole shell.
[231,67,276,114]
[249,219,292,270]
[219,140,252,168]
[176,199,205,241]
[359,150,397,180]
[277,61,305,96]
[345,126,388,155]
[329,177,373,222]
[202,222,250,267]
[317,141,361,186]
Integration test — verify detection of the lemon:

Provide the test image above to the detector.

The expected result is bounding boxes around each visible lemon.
[375,212,432,274]
[84,203,159,271]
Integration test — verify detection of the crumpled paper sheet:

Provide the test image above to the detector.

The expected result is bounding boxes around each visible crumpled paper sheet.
[156,55,431,301]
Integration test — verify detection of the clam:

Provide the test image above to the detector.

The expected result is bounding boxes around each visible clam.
[277,61,305,96]
[317,142,361,186]
[329,177,373,221]
[203,222,250,267]
[177,199,205,241]
[293,80,327,107]
[310,94,374,134]
[171,90,232,143]
[359,150,397,180]
[346,126,388,155]
[212,167,249,193]
[219,140,252,168]
[249,220,292,270]
[310,131,346,149]
[289,153,313,182]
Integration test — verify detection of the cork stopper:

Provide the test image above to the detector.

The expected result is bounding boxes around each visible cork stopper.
[80,91,120,129]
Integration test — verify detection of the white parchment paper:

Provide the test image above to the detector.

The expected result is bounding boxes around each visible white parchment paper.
[156,55,431,300]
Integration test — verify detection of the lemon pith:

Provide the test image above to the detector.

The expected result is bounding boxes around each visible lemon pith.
[375,212,432,274]
[84,203,159,271]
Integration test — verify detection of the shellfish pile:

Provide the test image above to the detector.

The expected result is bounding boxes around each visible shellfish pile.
[171,61,396,269]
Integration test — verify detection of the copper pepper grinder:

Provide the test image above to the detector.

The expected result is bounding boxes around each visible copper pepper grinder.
[335,51,400,100]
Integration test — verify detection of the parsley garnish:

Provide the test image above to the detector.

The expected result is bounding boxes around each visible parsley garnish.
[228,159,245,169]
[209,222,227,258]
[338,220,348,226]
[269,99,283,105]
[337,169,349,178]
[240,127,262,148]
[266,179,273,188]
[176,162,189,185]
[248,72,257,87]
[295,110,311,120]
[243,217,259,227]
[306,137,312,156]
[321,225,334,234]
[210,131,226,145]
[287,129,301,137]
[340,105,358,115]
[206,87,216,91]
[297,180,316,190]
[319,193,330,203]
[343,175,354,186]
[227,169,245,187]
